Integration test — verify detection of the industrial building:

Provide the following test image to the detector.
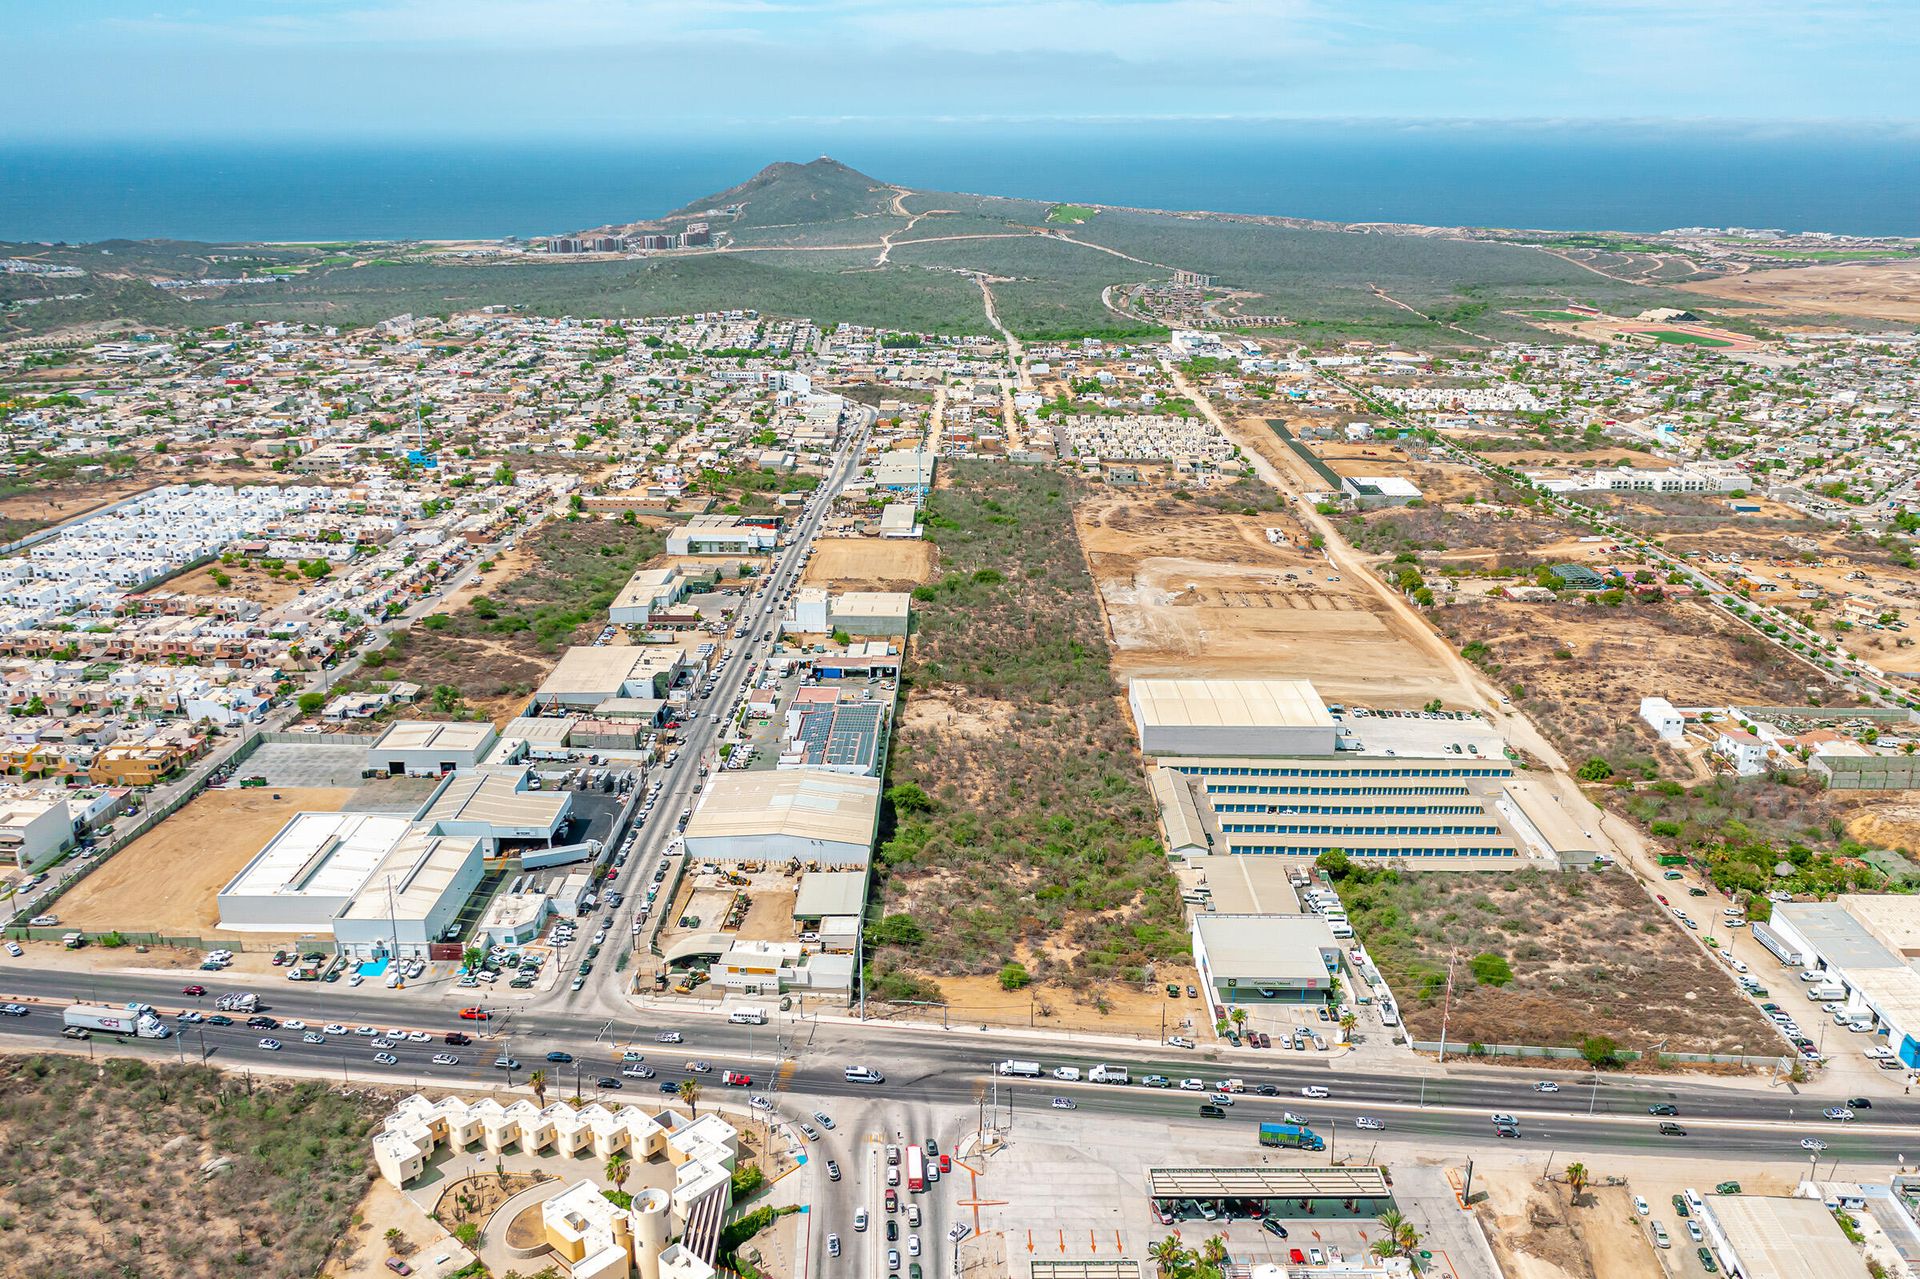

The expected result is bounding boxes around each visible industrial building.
[1129,678,1338,757]
[330,831,485,959]
[789,589,911,637]
[1697,1193,1863,1279]
[534,645,695,710]
[366,720,499,777]
[217,812,415,932]
[1133,677,1556,863]
[1191,913,1342,1005]
[1762,895,1920,1068]
[608,566,688,626]
[419,768,573,852]
[665,514,778,557]
[682,767,880,867]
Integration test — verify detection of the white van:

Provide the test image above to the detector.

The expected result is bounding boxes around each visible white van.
[728,1009,767,1025]
[844,1065,885,1084]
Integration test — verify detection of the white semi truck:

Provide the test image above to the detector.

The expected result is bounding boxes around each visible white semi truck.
[64,1004,171,1038]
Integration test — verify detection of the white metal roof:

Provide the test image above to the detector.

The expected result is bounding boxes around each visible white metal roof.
[686,768,880,848]
[1131,679,1333,730]
[222,812,411,900]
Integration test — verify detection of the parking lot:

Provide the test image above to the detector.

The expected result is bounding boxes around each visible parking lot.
[239,742,372,788]
[960,1109,1497,1277]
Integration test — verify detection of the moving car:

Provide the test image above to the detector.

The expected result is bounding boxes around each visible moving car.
[374,1052,398,1066]
[432,1054,459,1066]
[1354,1117,1384,1131]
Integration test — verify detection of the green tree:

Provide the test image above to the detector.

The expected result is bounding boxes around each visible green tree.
[296,691,326,715]
[528,1070,548,1107]
[1564,1162,1590,1202]
[462,946,485,972]
[998,961,1031,991]
[1314,848,1352,879]
[1148,1235,1192,1279]
[605,1151,631,1194]
[1579,1034,1620,1068]
[431,684,462,713]
[886,782,933,814]
[676,1078,702,1114]
[1576,757,1615,782]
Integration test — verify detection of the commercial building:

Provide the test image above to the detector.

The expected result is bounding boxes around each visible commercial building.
[1766,895,1920,1068]
[0,790,76,871]
[330,831,485,959]
[1129,678,1338,757]
[609,567,687,626]
[217,812,414,932]
[534,645,694,710]
[828,591,911,637]
[682,767,880,867]
[1339,475,1424,508]
[1191,913,1341,1005]
[419,769,573,851]
[666,515,778,557]
[366,720,499,777]
[867,448,936,497]
[1698,1193,1863,1279]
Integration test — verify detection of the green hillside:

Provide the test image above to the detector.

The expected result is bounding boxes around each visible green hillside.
[665,157,897,229]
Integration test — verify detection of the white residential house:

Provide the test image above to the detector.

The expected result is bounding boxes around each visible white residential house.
[1638,696,1684,743]
[1713,728,1768,776]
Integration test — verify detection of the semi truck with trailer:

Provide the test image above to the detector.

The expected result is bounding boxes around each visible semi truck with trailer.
[64,1004,171,1038]
[1258,1122,1325,1152]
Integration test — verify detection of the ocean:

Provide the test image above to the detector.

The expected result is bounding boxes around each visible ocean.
[3,125,1917,243]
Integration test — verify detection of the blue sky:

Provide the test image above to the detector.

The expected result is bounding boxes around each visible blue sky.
[5,0,1915,138]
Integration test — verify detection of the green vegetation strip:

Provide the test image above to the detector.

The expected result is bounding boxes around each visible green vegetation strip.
[1645,330,1733,347]
[1046,204,1099,225]
[873,461,1183,992]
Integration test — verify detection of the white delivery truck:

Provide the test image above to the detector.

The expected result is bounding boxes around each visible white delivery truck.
[64,1004,171,1038]
[996,1059,1042,1078]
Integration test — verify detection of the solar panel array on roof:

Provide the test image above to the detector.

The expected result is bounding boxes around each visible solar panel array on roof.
[824,703,881,771]
[791,706,834,764]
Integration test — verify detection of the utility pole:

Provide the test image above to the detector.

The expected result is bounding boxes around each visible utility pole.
[1436,952,1459,1064]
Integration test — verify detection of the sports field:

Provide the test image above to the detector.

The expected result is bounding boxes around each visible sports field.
[1645,329,1733,346]
[59,787,352,938]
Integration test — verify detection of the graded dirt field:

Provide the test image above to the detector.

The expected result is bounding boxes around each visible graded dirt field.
[801,536,935,588]
[1077,491,1471,706]
[1681,261,1920,322]
[59,786,352,938]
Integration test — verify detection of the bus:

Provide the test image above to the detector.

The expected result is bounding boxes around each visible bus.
[906,1145,926,1192]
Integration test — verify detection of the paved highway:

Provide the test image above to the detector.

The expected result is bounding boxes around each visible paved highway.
[565,407,874,1018]
[3,964,1913,1164]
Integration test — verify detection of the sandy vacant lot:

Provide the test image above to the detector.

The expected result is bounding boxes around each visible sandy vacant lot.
[802,537,934,588]
[1077,491,1468,706]
[60,786,352,938]
[154,560,314,608]
[1682,261,1920,322]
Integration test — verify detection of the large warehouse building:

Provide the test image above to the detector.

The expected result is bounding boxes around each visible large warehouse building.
[1764,894,1920,1069]
[217,812,415,932]
[683,768,880,867]
[330,830,485,960]
[366,721,499,777]
[1130,678,1338,757]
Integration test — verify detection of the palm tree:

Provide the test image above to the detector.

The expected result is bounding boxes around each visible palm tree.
[1229,1008,1248,1034]
[529,1070,547,1108]
[677,1078,701,1115]
[605,1151,631,1194]
[1147,1234,1189,1279]
[1565,1162,1590,1203]
[1376,1210,1410,1255]
[1200,1234,1228,1267]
